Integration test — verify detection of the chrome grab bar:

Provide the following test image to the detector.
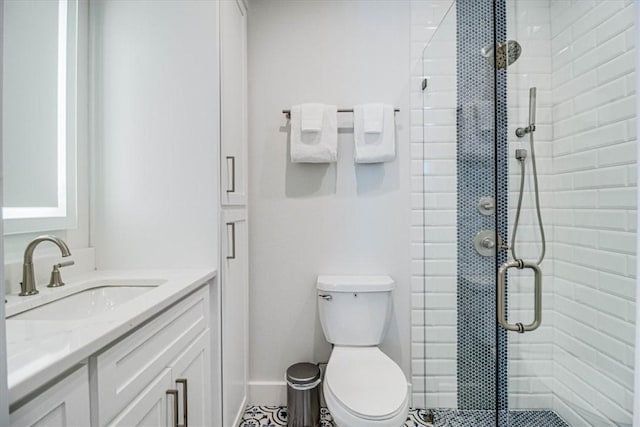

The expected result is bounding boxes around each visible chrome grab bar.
[497,259,542,333]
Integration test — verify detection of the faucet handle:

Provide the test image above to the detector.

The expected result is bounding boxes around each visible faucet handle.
[47,260,75,288]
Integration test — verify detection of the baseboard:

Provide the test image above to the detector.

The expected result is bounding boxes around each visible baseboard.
[230,395,247,427]
[248,381,287,406]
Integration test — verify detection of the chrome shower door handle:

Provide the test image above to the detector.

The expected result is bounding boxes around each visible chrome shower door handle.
[497,260,542,333]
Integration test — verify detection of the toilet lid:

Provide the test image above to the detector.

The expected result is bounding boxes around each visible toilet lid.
[325,347,408,420]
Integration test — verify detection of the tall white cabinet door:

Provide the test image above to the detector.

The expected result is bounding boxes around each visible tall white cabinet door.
[106,369,172,427]
[220,0,248,206]
[10,366,90,427]
[168,330,212,427]
[221,209,248,427]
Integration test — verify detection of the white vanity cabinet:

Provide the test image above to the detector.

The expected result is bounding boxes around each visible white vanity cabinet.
[104,331,211,427]
[220,0,248,207]
[221,210,248,426]
[94,285,212,427]
[10,366,91,427]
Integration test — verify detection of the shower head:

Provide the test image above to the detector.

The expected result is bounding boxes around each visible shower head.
[480,40,522,69]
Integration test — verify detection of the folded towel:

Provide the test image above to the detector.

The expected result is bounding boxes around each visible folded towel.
[300,103,325,133]
[362,103,384,134]
[353,104,395,163]
[290,104,338,163]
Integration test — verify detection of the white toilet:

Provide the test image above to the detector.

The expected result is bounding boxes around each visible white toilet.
[317,275,410,427]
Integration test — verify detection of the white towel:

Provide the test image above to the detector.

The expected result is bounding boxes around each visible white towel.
[353,104,396,163]
[300,103,325,133]
[362,103,384,134]
[290,104,338,163]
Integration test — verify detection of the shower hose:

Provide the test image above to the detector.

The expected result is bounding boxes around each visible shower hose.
[510,127,546,266]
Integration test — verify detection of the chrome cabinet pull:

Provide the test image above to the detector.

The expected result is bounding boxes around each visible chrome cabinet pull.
[497,260,542,333]
[176,378,188,427]
[226,156,236,193]
[226,222,236,260]
[166,389,179,427]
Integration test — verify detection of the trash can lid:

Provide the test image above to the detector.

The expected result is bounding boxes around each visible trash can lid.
[287,363,321,385]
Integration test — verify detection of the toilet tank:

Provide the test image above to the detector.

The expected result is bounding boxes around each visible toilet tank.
[317,275,394,346]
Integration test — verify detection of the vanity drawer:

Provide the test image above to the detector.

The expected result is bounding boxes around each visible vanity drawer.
[94,285,209,426]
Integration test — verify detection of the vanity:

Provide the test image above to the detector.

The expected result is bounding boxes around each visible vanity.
[5,269,218,427]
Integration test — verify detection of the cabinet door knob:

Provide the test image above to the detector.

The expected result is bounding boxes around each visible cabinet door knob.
[176,378,188,427]
[166,389,179,427]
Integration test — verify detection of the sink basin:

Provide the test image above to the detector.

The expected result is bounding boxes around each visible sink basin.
[10,286,155,320]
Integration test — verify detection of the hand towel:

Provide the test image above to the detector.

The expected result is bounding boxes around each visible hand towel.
[362,103,384,133]
[300,103,325,133]
[353,104,396,163]
[290,104,338,163]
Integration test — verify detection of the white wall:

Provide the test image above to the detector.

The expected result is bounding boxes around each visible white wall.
[549,1,636,425]
[90,0,219,270]
[247,0,412,404]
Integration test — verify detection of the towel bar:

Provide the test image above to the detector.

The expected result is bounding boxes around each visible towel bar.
[282,108,399,119]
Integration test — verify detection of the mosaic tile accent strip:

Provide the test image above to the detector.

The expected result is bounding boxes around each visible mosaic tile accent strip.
[238,406,568,427]
[455,0,509,411]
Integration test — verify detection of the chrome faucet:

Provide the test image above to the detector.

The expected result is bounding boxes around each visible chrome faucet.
[20,235,72,296]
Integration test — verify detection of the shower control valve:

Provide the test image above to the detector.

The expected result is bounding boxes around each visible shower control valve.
[477,197,495,216]
[474,230,503,257]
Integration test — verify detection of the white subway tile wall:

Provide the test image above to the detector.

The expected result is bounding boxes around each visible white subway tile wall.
[411,0,636,424]
[411,0,458,410]
[549,0,636,425]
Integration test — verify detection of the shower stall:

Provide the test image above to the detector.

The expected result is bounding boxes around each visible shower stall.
[416,0,637,425]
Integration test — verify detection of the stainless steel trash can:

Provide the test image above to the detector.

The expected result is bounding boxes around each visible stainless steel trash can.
[286,363,321,427]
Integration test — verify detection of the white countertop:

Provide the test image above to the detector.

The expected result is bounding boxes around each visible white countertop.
[5,268,217,404]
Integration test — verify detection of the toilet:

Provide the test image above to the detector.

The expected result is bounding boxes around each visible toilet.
[317,275,410,427]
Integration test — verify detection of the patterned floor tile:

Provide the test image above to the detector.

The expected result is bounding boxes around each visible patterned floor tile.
[238,406,568,427]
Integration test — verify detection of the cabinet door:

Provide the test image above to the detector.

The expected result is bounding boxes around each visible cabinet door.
[168,330,212,427]
[220,0,248,206]
[10,366,90,427]
[106,369,172,427]
[221,209,248,426]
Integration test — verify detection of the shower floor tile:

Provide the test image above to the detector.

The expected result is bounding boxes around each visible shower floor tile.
[239,406,568,427]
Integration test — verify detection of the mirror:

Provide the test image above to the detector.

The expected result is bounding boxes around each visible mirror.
[2,0,78,234]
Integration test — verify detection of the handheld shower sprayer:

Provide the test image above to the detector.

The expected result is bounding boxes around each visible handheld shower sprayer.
[516,87,537,137]
[528,87,536,128]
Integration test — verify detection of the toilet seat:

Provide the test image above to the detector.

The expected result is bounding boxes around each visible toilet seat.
[324,346,409,424]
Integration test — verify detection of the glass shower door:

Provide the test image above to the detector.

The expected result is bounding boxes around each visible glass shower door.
[500,1,636,426]
[420,0,503,424]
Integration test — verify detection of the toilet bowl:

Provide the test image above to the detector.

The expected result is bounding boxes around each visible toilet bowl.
[323,347,410,427]
[316,275,409,427]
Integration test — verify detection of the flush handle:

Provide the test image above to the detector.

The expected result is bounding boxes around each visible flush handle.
[318,294,332,301]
